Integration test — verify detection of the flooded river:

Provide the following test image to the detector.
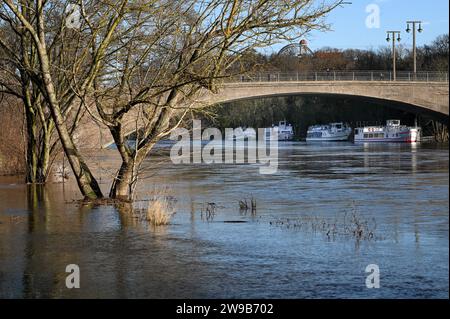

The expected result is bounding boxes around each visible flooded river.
[0,142,448,298]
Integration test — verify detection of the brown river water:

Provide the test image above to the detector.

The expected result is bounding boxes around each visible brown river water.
[0,142,448,298]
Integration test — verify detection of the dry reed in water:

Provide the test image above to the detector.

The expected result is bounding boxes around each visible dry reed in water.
[146,197,173,226]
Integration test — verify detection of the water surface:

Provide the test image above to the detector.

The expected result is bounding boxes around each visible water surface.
[0,142,448,298]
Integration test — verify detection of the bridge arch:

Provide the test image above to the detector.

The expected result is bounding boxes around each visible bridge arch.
[209,91,448,123]
[202,81,449,119]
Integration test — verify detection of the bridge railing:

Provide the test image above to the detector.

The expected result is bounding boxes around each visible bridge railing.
[227,71,449,83]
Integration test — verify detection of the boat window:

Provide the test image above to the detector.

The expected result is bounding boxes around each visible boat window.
[364,134,368,138]
[355,129,359,135]
[369,134,373,138]
[308,132,322,138]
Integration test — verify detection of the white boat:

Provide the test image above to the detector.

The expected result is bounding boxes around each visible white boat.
[354,120,421,143]
[306,122,352,142]
[264,121,294,141]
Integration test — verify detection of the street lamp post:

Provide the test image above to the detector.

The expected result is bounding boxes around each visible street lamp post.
[406,21,423,79]
[386,31,401,81]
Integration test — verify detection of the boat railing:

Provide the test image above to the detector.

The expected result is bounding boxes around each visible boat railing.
[355,121,383,128]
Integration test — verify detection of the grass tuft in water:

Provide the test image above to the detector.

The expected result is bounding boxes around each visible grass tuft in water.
[239,196,257,215]
[270,203,377,241]
[146,198,173,226]
[201,202,217,221]
[132,187,176,226]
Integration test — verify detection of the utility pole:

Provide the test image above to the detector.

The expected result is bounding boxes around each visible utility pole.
[386,31,401,81]
[406,21,423,79]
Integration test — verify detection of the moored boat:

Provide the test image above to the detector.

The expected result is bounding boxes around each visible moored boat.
[354,120,421,143]
[264,121,294,141]
[306,122,352,142]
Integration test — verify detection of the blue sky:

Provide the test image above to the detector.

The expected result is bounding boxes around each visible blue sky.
[266,0,449,53]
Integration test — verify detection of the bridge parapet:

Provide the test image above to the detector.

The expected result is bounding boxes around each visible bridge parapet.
[227,71,449,83]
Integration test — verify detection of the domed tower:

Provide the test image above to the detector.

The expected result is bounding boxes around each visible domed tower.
[278,39,314,58]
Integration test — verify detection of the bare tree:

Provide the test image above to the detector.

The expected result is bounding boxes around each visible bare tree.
[75,0,344,200]
[0,0,133,197]
[0,6,58,183]
[1,0,343,200]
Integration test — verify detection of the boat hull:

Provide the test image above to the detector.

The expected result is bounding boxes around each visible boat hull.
[306,135,350,142]
[355,138,419,143]
[306,131,351,142]
[278,133,294,141]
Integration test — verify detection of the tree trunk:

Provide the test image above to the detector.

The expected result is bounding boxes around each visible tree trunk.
[51,113,104,199]
[36,126,51,183]
[35,37,103,199]
[21,35,52,184]
[24,103,54,184]
[24,107,38,183]
[109,142,156,201]
[109,160,135,201]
